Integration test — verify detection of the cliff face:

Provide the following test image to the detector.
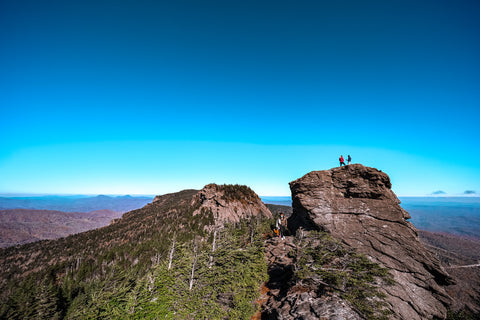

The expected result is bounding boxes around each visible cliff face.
[191,183,272,228]
[289,164,454,320]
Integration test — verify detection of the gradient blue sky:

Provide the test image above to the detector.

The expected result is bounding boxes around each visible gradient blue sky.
[1,0,479,196]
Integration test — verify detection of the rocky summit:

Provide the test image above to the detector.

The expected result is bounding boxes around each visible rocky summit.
[288,164,454,320]
[191,183,272,228]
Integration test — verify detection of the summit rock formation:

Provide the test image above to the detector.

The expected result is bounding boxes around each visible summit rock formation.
[288,164,454,319]
[191,183,272,227]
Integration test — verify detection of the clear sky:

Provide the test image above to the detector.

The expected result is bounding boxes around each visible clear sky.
[1,0,479,197]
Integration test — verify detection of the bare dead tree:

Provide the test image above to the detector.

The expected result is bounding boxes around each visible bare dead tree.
[151,252,162,265]
[209,229,217,268]
[212,229,217,252]
[250,218,256,244]
[189,241,198,291]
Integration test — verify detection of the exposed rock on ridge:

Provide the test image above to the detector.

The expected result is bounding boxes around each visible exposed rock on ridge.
[289,164,454,320]
[192,184,273,228]
[261,236,365,320]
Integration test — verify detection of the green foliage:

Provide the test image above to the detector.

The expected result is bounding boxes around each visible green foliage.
[447,310,480,320]
[0,185,271,320]
[215,184,259,203]
[153,219,269,319]
[61,218,269,320]
[293,231,394,320]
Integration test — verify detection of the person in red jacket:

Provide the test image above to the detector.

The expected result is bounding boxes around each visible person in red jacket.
[339,155,346,166]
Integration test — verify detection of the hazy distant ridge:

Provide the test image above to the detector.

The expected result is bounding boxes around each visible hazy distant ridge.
[0,195,153,213]
[0,209,123,247]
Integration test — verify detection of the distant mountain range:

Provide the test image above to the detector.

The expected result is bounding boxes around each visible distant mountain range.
[0,195,153,213]
[1,194,479,247]
[263,196,480,239]
[399,197,480,239]
[0,209,122,248]
[0,195,154,248]
[430,190,478,196]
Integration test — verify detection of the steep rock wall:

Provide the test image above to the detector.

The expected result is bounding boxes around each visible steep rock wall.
[289,164,453,320]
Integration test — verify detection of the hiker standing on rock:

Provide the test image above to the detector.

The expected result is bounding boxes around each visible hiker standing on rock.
[347,155,351,165]
[339,155,346,166]
[276,213,287,240]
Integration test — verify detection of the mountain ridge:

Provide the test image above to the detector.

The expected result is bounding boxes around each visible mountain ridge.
[0,208,122,248]
[1,169,479,319]
[0,184,273,319]
[0,195,153,213]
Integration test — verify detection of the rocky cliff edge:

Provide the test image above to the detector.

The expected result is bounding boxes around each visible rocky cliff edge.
[289,164,454,320]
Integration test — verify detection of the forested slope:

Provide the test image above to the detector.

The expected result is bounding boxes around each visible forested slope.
[0,186,272,319]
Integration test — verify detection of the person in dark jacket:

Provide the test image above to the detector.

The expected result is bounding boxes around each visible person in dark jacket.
[347,155,352,165]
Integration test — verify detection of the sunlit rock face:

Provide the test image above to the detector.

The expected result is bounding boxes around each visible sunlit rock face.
[289,164,453,320]
[191,183,272,229]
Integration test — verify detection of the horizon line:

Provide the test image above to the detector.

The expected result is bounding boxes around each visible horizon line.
[1,193,479,198]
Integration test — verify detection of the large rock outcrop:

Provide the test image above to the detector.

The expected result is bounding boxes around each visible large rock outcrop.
[191,184,272,228]
[261,236,365,320]
[289,164,454,320]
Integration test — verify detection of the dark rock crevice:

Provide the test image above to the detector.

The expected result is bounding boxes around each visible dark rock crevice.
[260,236,364,320]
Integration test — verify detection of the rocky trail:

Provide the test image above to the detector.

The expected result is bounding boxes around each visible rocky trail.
[263,236,296,303]
[254,236,362,320]
[252,236,295,320]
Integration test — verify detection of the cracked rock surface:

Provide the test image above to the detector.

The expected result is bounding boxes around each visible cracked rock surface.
[191,184,272,229]
[288,164,454,320]
[261,237,363,320]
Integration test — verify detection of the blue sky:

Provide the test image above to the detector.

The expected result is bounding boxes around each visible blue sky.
[1,0,479,196]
